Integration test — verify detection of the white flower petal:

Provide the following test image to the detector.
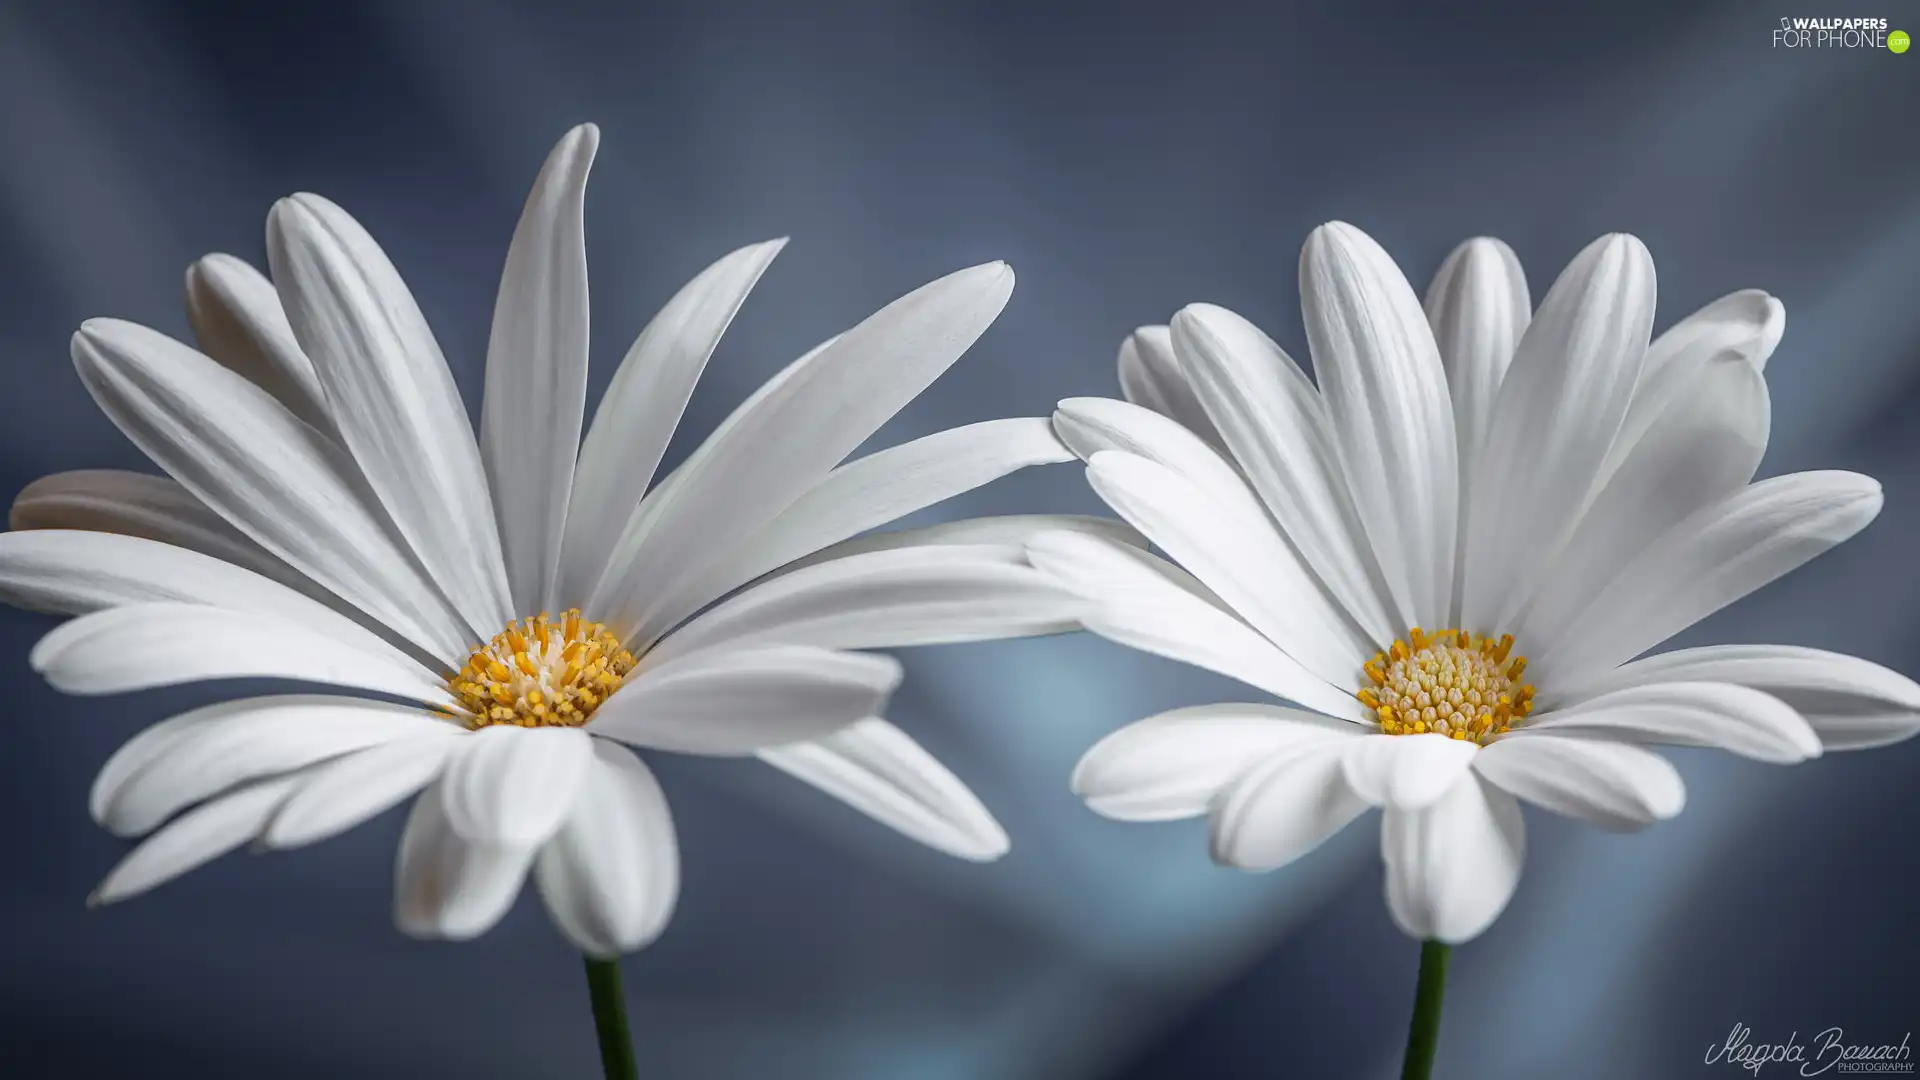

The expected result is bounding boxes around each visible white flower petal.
[591,263,1013,647]
[1340,733,1480,811]
[0,529,421,669]
[1524,681,1820,764]
[184,254,333,433]
[1423,237,1530,470]
[10,470,324,605]
[1602,290,1784,484]
[1472,734,1684,831]
[439,724,594,847]
[1560,645,1920,752]
[1171,304,1398,644]
[1518,354,1770,655]
[1083,450,1371,686]
[70,318,469,663]
[784,513,1142,573]
[1071,703,1363,822]
[1116,325,1224,450]
[1381,773,1524,944]
[1462,233,1656,632]
[89,775,302,907]
[1538,471,1882,688]
[589,646,900,755]
[264,732,464,849]
[1210,740,1369,870]
[666,417,1074,620]
[1052,395,1272,529]
[1025,528,1365,720]
[481,124,598,615]
[759,718,1008,861]
[558,238,788,607]
[267,192,512,640]
[31,602,451,705]
[535,740,679,957]
[93,695,453,837]
[645,544,1083,662]
[394,781,535,941]
[1300,222,1458,629]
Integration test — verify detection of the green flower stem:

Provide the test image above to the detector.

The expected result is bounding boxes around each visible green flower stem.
[1400,940,1451,1080]
[583,956,638,1080]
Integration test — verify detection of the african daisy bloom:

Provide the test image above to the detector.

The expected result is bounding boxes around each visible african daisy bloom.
[1029,221,1920,1077]
[0,124,1097,1047]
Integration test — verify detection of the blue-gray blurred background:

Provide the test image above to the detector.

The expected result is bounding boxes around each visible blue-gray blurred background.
[1,0,1915,1076]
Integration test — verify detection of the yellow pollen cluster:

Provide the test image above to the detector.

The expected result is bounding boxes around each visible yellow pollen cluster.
[449,610,637,729]
[1358,627,1535,744]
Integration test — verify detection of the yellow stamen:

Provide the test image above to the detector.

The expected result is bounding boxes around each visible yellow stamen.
[1356,626,1536,746]
[449,609,638,730]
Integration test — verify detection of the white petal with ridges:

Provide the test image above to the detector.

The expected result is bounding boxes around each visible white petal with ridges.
[1381,773,1524,944]
[184,254,333,433]
[1472,734,1684,831]
[70,318,469,663]
[1117,325,1223,450]
[267,192,512,640]
[482,124,598,615]
[439,724,594,847]
[535,740,679,957]
[1300,222,1458,629]
[559,239,788,607]
[1424,237,1530,469]
[1524,681,1819,764]
[784,514,1141,575]
[1072,703,1363,822]
[1210,740,1368,870]
[89,775,303,907]
[1340,733,1480,811]
[1053,396,1271,528]
[1538,471,1882,688]
[589,646,899,755]
[264,732,464,849]
[760,718,1008,860]
[394,782,535,941]
[1462,233,1655,631]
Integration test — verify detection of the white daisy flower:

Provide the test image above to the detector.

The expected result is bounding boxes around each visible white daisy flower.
[0,124,1101,958]
[1033,221,1920,945]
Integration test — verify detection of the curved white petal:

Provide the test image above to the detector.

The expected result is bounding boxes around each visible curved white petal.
[1472,734,1684,831]
[589,646,900,755]
[1538,471,1882,688]
[784,513,1141,574]
[1053,395,1273,528]
[439,724,594,847]
[185,254,333,433]
[1340,733,1480,811]
[1117,325,1224,450]
[1424,237,1530,470]
[591,263,1013,645]
[1381,773,1524,944]
[1603,290,1784,484]
[646,544,1082,662]
[1071,703,1363,822]
[559,238,788,607]
[482,124,598,615]
[1084,450,1372,686]
[1300,222,1458,629]
[1172,303,1397,644]
[1462,233,1656,632]
[31,603,451,705]
[394,781,535,941]
[95,695,455,838]
[1024,529,1365,720]
[1518,354,1770,654]
[1524,681,1819,764]
[70,318,469,663]
[264,732,464,849]
[1560,644,1920,752]
[759,718,1008,860]
[0,529,422,669]
[669,417,1073,618]
[1210,739,1369,870]
[10,470,325,604]
[535,740,679,957]
[89,775,302,907]
[266,192,512,639]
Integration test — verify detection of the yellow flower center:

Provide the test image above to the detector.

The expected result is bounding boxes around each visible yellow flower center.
[449,610,637,730]
[1357,627,1535,745]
